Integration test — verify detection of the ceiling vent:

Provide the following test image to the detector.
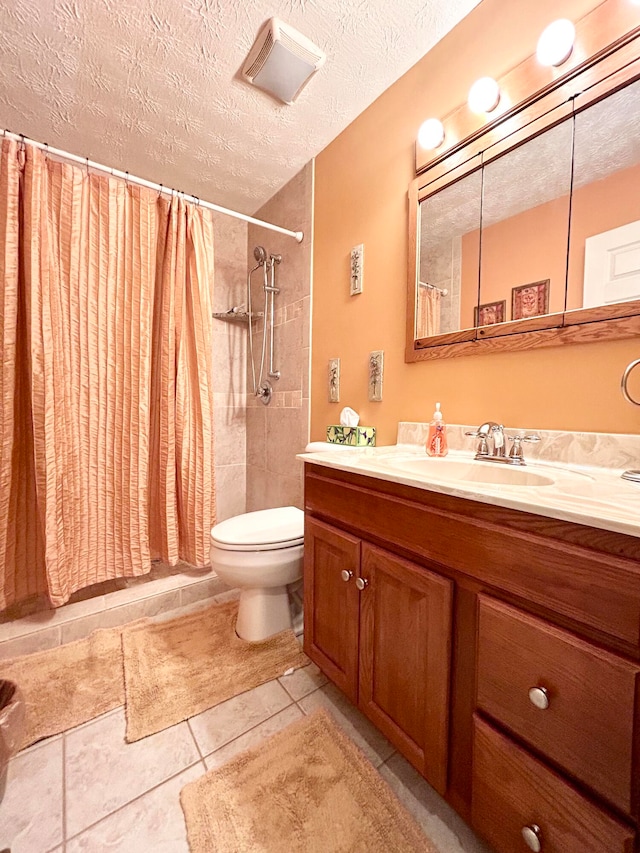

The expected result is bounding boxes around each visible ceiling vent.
[242,18,325,105]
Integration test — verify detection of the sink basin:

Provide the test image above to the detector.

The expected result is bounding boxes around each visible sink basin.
[374,457,556,487]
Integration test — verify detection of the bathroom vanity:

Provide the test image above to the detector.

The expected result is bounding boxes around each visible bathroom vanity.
[301,442,640,853]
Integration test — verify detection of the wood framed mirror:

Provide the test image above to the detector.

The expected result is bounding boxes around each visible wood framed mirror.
[406,3,640,362]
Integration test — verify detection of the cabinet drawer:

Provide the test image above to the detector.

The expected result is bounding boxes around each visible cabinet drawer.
[472,716,635,853]
[476,595,639,815]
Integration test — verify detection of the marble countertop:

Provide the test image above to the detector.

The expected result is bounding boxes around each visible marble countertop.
[298,444,640,540]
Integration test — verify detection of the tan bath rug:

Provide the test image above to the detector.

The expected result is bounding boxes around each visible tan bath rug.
[122,599,308,742]
[180,707,432,853]
[0,626,125,750]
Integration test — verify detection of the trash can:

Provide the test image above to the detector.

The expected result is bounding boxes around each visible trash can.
[0,680,25,804]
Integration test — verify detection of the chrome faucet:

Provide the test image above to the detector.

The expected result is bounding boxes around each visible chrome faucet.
[465,422,505,459]
[466,422,540,465]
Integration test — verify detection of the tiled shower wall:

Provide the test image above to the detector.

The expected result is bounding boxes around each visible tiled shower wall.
[246,163,314,511]
[211,213,248,522]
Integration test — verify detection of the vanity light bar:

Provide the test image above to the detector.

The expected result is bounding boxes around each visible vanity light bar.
[417,17,577,151]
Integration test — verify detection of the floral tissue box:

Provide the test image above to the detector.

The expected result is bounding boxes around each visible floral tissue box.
[326,425,376,447]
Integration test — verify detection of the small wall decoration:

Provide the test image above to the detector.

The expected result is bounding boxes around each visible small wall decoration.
[368,350,384,402]
[474,300,506,327]
[328,357,340,403]
[350,244,364,295]
[511,279,550,320]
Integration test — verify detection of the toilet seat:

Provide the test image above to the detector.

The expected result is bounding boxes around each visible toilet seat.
[210,506,304,552]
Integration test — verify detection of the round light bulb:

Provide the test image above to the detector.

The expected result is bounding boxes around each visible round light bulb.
[467,77,501,114]
[417,118,445,150]
[536,19,575,67]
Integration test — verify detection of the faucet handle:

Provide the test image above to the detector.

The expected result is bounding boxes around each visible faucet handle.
[508,433,540,463]
[466,430,490,457]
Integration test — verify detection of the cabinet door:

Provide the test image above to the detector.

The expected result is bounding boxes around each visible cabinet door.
[303,517,360,703]
[358,543,453,794]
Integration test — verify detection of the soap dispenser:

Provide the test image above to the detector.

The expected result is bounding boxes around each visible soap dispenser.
[426,402,448,457]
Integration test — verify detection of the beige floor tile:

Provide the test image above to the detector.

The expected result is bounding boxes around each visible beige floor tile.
[188,680,292,757]
[66,764,203,852]
[0,736,63,852]
[64,707,199,837]
[379,753,492,853]
[298,682,395,768]
[278,661,327,701]
[203,704,303,769]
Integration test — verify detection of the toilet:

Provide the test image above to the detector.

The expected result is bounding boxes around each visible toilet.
[210,442,354,641]
[210,506,305,641]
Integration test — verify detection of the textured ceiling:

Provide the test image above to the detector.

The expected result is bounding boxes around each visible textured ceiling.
[0,0,480,216]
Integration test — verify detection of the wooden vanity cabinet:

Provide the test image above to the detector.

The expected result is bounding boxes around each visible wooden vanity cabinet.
[303,462,640,853]
[303,515,453,794]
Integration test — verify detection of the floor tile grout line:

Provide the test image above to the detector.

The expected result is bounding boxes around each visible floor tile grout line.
[186,718,204,761]
[62,731,67,845]
[63,757,204,844]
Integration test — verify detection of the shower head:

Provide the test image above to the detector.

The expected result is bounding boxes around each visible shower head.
[253,246,267,265]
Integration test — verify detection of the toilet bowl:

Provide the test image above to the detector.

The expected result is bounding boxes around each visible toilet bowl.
[211,442,353,641]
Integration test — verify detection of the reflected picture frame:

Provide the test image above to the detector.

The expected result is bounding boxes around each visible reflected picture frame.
[474,300,506,327]
[511,280,550,320]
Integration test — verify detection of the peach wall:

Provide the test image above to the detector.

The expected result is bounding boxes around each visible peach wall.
[312,0,640,446]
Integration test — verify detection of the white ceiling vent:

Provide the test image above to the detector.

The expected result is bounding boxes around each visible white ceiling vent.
[242,18,326,105]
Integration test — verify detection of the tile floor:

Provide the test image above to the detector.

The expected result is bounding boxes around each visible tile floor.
[0,622,491,852]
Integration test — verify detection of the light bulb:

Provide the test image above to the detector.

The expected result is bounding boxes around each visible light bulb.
[467,77,500,114]
[536,19,575,67]
[417,118,445,150]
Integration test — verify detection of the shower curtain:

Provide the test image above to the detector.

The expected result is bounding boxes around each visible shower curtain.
[0,139,215,610]
[416,284,441,338]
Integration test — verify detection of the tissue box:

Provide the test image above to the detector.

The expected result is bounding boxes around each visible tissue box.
[326,425,376,447]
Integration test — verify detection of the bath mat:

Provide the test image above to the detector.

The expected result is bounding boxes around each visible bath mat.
[0,626,125,750]
[180,708,432,853]
[122,599,308,742]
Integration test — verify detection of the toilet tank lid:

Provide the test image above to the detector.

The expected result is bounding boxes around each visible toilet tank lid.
[211,506,304,547]
[304,441,353,452]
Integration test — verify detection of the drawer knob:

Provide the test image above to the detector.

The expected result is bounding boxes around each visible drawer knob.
[528,686,549,710]
[521,824,542,852]
[341,570,353,582]
[355,577,369,590]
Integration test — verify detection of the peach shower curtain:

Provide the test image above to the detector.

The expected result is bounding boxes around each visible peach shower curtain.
[0,139,215,610]
[416,284,441,338]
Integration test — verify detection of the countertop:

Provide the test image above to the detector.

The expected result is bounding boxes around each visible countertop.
[298,445,640,540]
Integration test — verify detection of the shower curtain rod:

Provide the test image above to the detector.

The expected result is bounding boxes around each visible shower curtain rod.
[2,129,304,243]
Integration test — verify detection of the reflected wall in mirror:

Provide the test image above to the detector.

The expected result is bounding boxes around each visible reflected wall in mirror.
[416,161,481,341]
[567,75,640,314]
[476,117,573,333]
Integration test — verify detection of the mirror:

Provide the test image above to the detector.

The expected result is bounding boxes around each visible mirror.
[476,117,573,335]
[408,25,640,360]
[567,76,640,315]
[416,160,481,342]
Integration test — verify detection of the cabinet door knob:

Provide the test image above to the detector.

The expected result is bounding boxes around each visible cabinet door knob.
[521,824,542,852]
[355,577,369,590]
[528,686,550,710]
[340,570,353,582]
